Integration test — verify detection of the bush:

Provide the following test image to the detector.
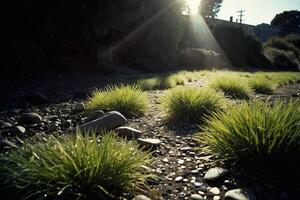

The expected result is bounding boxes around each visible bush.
[285,34,300,49]
[248,76,275,94]
[198,100,300,173]
[159,87,226,123]
[210,75,251,99]
[86,84,148,116]
[212,24,263,67]
[0,131,154,199]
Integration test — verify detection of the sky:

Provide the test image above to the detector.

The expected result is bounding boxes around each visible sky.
[217,0,300,25]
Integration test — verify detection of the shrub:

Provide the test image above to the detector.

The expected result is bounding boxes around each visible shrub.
[258,72,300,86]
[209,76,251,99]
[159,87,226,123]
[248,76,275,94]
[212,24,263,67]
[86,84,148,116]
[198,100,300,173]
[0,131,154,199]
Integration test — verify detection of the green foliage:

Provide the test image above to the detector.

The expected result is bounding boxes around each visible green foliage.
[86,85,148,116]
[0,131,154,199]
[248,76,275,94]
[263,36,300,70]
[271,10,300,36]
[210,75,251,99]
[160,87,226,123]
[260,72,300,86]
[199,0,223,18]
[198,100,300,172]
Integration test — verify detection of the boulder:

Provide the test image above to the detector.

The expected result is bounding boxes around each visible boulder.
[76,111,126,133]
[225,188,256,200]
[10,126,26,135]
[19,113,42,124]
[115,126,142,139]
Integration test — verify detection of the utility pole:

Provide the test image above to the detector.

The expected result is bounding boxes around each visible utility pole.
[237,10,245,24]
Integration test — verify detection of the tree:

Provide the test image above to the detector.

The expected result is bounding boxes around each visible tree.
[199,0,223,18]
[271,10,300,36]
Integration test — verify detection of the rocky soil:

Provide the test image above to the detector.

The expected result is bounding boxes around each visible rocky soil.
[0,74,299,200]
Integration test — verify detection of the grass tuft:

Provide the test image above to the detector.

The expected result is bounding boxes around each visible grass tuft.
[0,131,154,199]
[197,100,300,173]
[210,75,251,99]
[248,76,275,94]
[160,87,227,124]
[86,84,148,116]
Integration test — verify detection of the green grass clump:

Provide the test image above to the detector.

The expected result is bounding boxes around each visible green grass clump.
[0,131,154,199]
[198,100,300,172]
[210,75,251,99]
[160,87,227,123]
[86,84,148,116]
[248,76,275,94]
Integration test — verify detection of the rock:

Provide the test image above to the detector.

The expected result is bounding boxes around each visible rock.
[48,123,59,132]
[209,187,220,195]
[62,120,72,129]
[175,176,183,182]
[225,188,256,200]
[87,110,105,121]
[73,103,86,112]
[23,92,49,105]
[0,139,17,150]
[191,194,204,200]
[204,167,228,181]
[115,126,142,139]
[10,126,26,134]
[75,111,127,133]
[19,113,42,124]
[133,195,151,200]
[0,121,12,129]
[137,138,161,148]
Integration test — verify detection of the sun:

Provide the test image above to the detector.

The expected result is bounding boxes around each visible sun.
[186,0,200,15]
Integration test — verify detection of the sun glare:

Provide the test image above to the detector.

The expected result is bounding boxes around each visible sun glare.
[186,0,200,15]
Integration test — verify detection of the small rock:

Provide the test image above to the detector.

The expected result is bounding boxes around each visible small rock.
[73,102,86,112]
[209,187,220,195]
[10,126,26,134]
[75,111,127,133]
[19,113,42,124]
[62,120,72,129]
[204,167,228,181]
[175,176,183,182]
[177,159,185,165]
[137,138,161,148]
[115,126,142,139]
[0,139,17,150]
[48,123,59,132]
[133,194,151,200]
[191,194,204,200]
[0,122,12,129]
[87,110,105,121]
[225,188,256,200]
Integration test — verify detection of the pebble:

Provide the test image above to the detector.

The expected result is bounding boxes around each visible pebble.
[137,138,161,148]
[177,159,185,165]
[0,121,12,129]
[73,102,86,112]
[209,187,220,195]
[19,113,42,124]
[10,126,26,134]
[191,194,204,200]
[115,126,142,139]
[204,167,228,181]
[133,195,151,200]
[175,176,183,182]
[224,188,257,200]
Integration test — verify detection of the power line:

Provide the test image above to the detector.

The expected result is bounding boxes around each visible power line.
[237,10,245,24]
